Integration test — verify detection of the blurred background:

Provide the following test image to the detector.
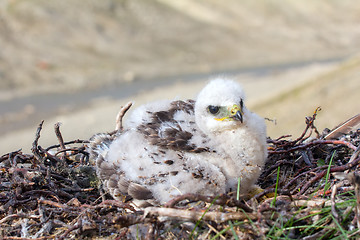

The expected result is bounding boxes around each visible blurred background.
[1,0,360,153]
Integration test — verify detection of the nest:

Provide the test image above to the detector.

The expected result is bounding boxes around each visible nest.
[1,108,360,239]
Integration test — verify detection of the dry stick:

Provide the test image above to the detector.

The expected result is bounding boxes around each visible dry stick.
[261,159,298,177]
[54,122,66,150]
[38,199,68,209]
[205,222,227,240]
[31,120,45,161]
[297,156,360,196]
[3,237,48,240]
[10,153,23,167]
[115,102,133,132]
[346,172,360,229]
[331,182,342,220]
[253,188,292,201]
[269,107,355,155]
[284,165,328,190]
[145,223,155,240]
[0,213,40,224]
[54,147,87,156]
[115,229,130,240]
[273,135,292,141]
[269,139,357,154]
[61,187,95,193]
[271,146,345,194]
[38,146,61,165]
[54,122,66,160]
[57,218,83,240]
[82,200,136,212]
[345,145,360,174]
[145,207,257,223]
[348,229,360,238]
[268,108,321,155]
[293,118,313,144]
[293,107,321,144]
[165,193,253,212]
[45,139,89,151]
[39,198,136,212]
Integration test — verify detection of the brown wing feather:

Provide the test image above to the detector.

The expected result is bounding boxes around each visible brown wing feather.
[128,183,153,200]
[138,100,209,153]
[324,114,360,140]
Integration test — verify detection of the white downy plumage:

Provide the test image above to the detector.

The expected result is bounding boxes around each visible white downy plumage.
[91,78,268,206]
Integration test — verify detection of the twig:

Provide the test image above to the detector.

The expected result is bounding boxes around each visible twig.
[253,188,292,201]
[61,187,95,193]
[165,193,253,212]
[348,229,360,238]
[261,159,298,177]
[82,200,136,212]
[115,102,132,132]
[38,199,68,209]
[38,198,135,213]
[345,145,360,173]
[269,139,356,154]
[346,171,360,229]
[57,218,82,240]
[54,147,87,157]
[331,182,342,220]
[0,213,40,224]
[38,146,61,165]
[2,237,48,240]
[283,165,326,190]
[54,122,66,159]
[23,190,60,201]
[31,120,44,161]
[205,222,227,240]
[144,207,257,223]
[10,153,22,167]
[297,156,360,195]
[293,107,321,144]
[45,139,89,151]
[291,198,333,208]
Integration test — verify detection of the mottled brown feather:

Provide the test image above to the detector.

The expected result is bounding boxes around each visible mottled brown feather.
[128,183,153,200]
[138,100,209,153]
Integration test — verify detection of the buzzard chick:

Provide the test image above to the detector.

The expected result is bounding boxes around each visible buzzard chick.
[90,79,268,206]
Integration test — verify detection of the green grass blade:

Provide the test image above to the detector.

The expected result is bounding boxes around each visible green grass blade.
[189,195,219,239]
[331,215,349,240]
[228,220,240,240]
[237,177,241,201]
[271,166,281,207]
[324,150,336,196]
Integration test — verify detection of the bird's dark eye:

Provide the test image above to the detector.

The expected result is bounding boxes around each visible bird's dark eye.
[207,105,220,115]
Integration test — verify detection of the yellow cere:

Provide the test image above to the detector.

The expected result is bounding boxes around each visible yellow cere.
[230,104,241,115]
[214,104,241,121]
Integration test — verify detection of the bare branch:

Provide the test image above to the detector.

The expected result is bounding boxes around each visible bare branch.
[115,102,133,132]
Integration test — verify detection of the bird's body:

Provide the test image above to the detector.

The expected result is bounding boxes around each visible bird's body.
[91,79,267,206]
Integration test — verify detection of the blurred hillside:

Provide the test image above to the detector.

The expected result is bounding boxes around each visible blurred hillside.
[1,0,360,153]
[1,0,360,97]
[253,56,360,137]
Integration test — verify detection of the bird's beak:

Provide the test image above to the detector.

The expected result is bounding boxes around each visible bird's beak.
[229,104,243,123]
[214,104,244,122]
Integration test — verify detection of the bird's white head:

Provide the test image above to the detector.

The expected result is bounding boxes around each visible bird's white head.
[195,78,246,134]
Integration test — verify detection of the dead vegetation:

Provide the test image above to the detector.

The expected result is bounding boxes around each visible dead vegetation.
[1,109,360,239]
